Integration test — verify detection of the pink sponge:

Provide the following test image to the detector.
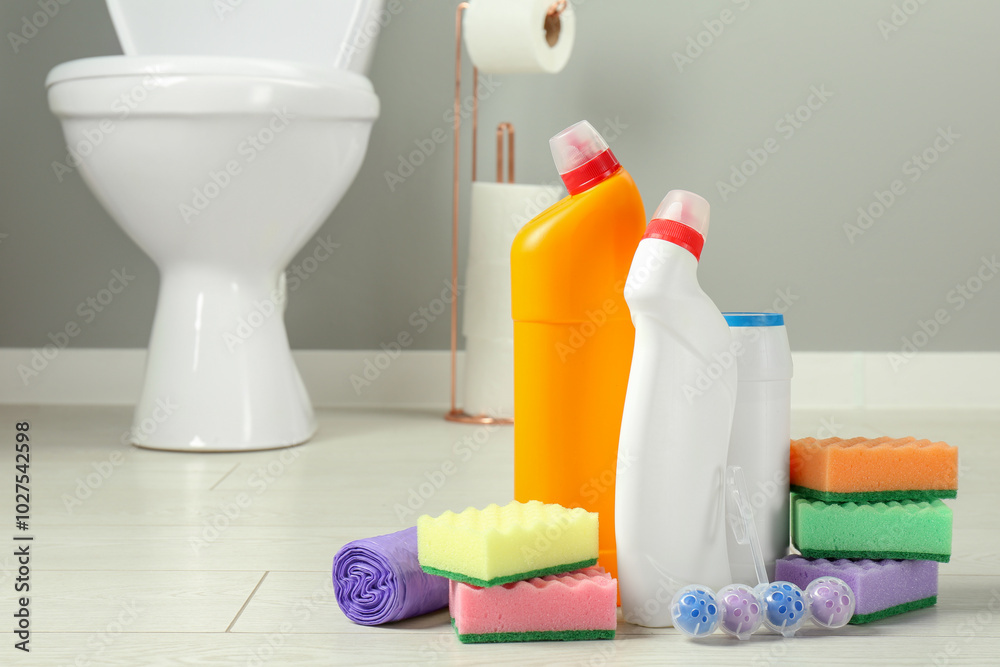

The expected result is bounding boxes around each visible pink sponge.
[450,566,617,643]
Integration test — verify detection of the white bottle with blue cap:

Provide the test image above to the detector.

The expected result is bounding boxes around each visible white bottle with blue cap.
[616,190,736,627]
[722,312,793,584]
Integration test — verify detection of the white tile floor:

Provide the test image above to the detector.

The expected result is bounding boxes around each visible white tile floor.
[2,405,997,666]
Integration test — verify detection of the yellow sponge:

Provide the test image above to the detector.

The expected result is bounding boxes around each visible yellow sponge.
[417,501,598,587]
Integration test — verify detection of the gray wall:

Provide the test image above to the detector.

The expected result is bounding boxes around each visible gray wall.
[2,0,998,353]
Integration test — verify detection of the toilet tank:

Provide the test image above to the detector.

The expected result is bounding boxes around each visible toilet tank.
[105,0,385,73]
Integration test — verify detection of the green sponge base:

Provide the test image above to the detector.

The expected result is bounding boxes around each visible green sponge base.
[452,618,614,643]
[422,558,598,587]
[849,596,937,624]
[791,485,957,503]
[798,548,950,563]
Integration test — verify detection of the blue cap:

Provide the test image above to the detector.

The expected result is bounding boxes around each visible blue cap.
[723,312,784,327]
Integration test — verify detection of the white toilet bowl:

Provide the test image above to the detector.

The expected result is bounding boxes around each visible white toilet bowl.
[47,19,381,450]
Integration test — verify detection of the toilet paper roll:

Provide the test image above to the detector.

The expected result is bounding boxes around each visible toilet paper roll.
[463,337,515,419]
[467,181,564,263]
[461,181,564,418]
[462,261,513,340]
[462,181,563,340]
[464,0,576,74]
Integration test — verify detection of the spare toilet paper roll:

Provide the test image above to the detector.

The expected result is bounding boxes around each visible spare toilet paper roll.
[332,527,448,625]
[462,261,514,341]
[467,181,564,263]
[464,182,563,340]
[464,336,515,418]
[464,0,576,74]
[461,181,563,418]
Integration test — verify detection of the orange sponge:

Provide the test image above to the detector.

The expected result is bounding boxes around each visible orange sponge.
[790,436,958,502]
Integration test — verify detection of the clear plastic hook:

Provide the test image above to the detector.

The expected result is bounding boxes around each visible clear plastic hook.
[725,465,769,587]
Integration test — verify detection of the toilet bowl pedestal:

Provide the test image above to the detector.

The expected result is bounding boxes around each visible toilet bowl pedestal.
[130,266,315,451]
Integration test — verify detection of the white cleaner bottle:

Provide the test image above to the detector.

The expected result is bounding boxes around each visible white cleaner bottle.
[723,312,793,585]
[616,190,737,627]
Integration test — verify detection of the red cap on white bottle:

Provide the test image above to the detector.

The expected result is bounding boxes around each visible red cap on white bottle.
[651,190,710,237]
[644,190,711,261]
[549,120,622,195]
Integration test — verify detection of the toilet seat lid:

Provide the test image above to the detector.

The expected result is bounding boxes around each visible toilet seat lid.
[46,55,373,92]
[104,0,382,75]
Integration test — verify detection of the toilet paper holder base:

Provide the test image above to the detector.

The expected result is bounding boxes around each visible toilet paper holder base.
[445,409,512,425]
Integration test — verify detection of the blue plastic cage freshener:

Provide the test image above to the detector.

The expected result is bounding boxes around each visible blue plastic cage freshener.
[670,585,721,638]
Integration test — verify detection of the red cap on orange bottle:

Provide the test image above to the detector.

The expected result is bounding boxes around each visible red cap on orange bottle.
[549,120,622,195]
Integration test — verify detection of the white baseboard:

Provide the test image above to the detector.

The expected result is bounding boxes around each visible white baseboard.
[1,349,998,409]
[791,352,1000,409]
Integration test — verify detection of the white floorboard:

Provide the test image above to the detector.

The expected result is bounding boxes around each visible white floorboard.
[1,405,996,666]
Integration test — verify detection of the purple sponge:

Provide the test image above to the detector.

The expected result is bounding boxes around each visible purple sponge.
[775,555,938,624]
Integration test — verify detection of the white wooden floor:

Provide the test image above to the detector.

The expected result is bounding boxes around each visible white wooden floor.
[2,404,997,666]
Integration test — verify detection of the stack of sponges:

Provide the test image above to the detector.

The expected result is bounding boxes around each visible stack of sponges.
[417,500,617,643]
[780,436,957,623]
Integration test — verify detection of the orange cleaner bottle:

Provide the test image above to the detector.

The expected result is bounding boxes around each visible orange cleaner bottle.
[510,120,646,580]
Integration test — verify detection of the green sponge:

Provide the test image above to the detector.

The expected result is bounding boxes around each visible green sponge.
[850,596,938,624]
[791,493,952,562]
[451,618,614,643]
[790,486,956,503]
[422,560,597,587]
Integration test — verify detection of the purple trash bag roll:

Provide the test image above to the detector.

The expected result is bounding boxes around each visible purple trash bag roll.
[332,526,448,625]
